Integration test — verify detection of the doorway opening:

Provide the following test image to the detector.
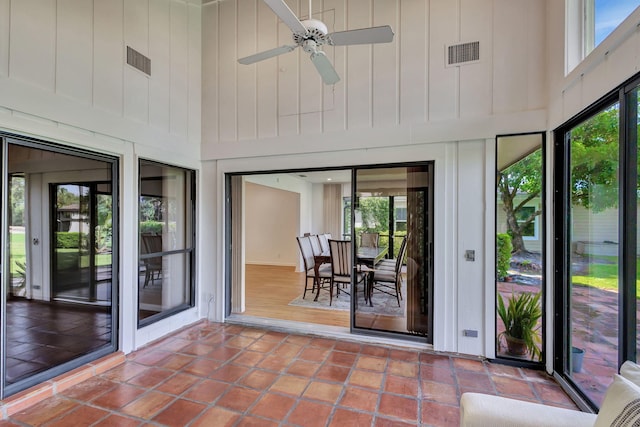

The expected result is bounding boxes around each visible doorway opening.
[226,163,433,342]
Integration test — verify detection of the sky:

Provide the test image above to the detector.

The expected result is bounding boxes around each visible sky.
[595,0,640,45]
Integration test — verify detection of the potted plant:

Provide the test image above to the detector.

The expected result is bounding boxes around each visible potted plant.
[497,291,542,361]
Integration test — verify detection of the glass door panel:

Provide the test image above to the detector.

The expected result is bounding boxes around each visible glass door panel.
[495,134,544,363]
[568,102,620,405]
[353,165,433,339]
[4,142,115,395]
[52,184,112,304]
[633,87,640,363]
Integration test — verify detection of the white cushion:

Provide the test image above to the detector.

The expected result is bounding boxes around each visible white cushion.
[594,374,640,427]
[620,360,640,388]
[460,393,596,427]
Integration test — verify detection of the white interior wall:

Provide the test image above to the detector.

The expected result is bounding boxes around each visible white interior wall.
[244,182,299,267]
[202,0,548,160]
[0,0,202,353]
[244,174,313,271]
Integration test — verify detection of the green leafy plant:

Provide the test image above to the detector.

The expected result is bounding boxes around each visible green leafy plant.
[55,232,89,249]
[497,291,542,361]
[496,233,513,280]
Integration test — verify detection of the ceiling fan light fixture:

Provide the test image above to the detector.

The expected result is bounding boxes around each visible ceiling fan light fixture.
[237,0,395,85]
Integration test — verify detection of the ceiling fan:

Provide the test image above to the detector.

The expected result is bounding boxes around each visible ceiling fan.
[238,0,394,85]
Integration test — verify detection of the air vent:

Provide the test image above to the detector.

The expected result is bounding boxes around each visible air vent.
[446,41,480,66]
[126,46,151,76]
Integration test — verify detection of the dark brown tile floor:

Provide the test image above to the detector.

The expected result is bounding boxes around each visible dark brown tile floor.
[2,321,579,427]
[5,298,111,385]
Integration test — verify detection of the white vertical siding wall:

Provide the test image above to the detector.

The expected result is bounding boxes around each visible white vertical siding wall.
[202,0,548,153]
[204,0,549,357]
[0,0,202,352]
[0,0,201,156]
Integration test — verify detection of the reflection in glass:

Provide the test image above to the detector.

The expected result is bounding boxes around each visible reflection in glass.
[495,134,544,362]
[138,160,195,324]
[568,103,620,406]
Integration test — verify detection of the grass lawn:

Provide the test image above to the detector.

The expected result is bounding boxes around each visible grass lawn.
[9,231,111,274]
[9,231,26,275]
[571,255,640,298]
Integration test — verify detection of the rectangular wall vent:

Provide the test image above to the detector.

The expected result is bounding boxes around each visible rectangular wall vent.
[446,41,480,66]
[126,46,151,76]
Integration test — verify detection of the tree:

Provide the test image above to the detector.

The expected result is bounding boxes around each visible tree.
[10,176,25,226]
[498,106,622,254]
[498,150,543,254]
[569,107,620,212]
[357,197,389,233]
[56,187,79,208]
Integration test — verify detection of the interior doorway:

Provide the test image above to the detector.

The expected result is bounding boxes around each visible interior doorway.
[226,163,434,343]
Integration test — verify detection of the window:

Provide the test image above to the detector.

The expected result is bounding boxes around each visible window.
[566,0,640,72]
[138,160,195,326]
[496,134,545,364]
[554,72,640,410]
[343,197,351,239]
[585,0,640,54]
[516,206,539,239]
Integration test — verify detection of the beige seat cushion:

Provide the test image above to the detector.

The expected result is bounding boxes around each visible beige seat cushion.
[620,360,640,387]
[594,374,640,427]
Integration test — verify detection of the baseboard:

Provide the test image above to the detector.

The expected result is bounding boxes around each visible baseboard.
[245,261,296,267]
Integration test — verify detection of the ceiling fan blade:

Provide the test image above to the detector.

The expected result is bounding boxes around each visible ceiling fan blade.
[263,0,308,35]
[238,45,297,65]
[310,51,340,85]
[328,25,394,46]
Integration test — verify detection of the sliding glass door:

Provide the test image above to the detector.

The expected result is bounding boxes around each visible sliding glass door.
[52,183,113,304]
[225,164,434,342]
[555,74,639,409]
[2,138,118,398]
[352,164,433,340]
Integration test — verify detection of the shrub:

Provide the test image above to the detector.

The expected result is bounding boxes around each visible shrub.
[56,232,88,249]
[140,221,163,235]
[496,233,513,280]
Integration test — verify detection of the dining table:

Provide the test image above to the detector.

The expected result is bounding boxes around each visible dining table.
[313,246,388,302]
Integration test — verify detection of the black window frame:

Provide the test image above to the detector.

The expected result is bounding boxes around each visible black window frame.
[553,71,639,410]
[137,158,196,328]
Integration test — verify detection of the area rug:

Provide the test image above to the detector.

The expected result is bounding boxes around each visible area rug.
[289,280,406,317]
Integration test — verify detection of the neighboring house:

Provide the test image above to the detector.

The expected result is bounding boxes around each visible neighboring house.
[497,195,543,253]
[56,203,88,233]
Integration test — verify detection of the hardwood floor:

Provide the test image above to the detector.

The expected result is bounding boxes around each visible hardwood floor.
[240,264,408,333]
[242,264,349,327]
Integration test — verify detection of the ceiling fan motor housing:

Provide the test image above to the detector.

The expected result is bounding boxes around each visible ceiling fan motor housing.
[294,19,329,45]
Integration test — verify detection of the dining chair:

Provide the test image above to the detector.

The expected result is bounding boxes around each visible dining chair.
[377,235,407,271]
[360,232,379,248]
[370,235,406,306]
[141,233,163,287]
[297,236,331,299]
[309,234,323,256]
[318,233,331,253]
[328,239,367,307]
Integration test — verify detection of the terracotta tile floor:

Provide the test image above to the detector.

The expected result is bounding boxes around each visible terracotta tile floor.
[2,321,579,427]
